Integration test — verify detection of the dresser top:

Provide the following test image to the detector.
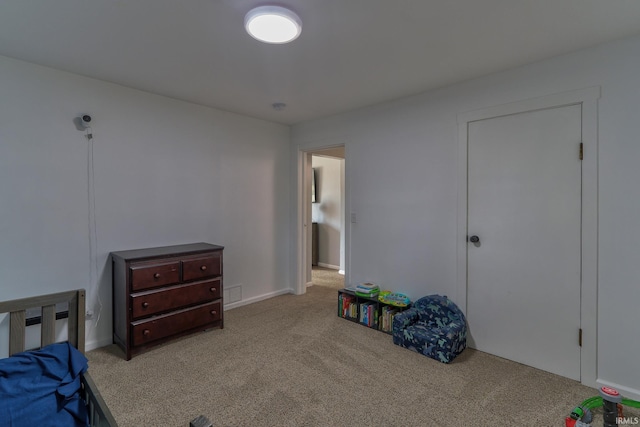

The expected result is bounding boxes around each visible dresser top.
[111,242,223,261]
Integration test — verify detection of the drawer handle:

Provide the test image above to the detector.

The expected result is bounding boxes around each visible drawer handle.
[153,273,161,279]
[210,310,217,316]
[143,329,150,336]
[200,265,207,271]
[142,302,149,308]
[210,287,217,292]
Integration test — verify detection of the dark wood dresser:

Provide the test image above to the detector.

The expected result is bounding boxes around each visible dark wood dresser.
[111,242,224,360]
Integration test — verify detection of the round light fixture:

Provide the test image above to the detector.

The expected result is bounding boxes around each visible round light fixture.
[245,6,302,44]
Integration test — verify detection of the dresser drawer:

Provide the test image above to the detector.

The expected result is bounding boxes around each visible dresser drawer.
[130,278,222,320]
[182,253,221,282]
[130,261,180,292]
[131,301,221,346]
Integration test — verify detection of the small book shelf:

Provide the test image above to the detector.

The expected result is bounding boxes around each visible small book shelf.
[337,288,411,334]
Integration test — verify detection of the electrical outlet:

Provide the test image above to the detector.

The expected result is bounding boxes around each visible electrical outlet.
[86,309,94,320]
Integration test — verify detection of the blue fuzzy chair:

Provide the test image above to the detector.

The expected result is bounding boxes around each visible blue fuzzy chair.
[392,294,467,363]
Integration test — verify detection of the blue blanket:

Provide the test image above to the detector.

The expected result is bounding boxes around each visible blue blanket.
[0,342,89,427]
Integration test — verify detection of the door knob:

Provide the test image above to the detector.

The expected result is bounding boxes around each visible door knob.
[469,235,480,243]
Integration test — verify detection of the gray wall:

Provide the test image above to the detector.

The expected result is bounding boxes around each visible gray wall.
[0,55,291,354]
[292,34,640,398]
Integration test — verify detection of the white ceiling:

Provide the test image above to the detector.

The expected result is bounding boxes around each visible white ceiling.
[1,1,640,125]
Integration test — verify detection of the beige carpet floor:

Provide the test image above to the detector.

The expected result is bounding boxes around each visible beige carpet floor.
[88,271,612,427]
[311,266,344,290]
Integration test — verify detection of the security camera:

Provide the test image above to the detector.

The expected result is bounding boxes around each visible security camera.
[74,114,94,132]
[77,114,91,130]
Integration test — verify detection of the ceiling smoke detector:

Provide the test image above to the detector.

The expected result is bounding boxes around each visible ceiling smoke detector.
[272,102,287,111]
[245,6,302,44]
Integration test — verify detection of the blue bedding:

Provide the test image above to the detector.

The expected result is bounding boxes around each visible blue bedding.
[0,342,89,427]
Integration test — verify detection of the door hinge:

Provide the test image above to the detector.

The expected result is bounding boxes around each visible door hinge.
[579,143,584,160]
[579,328,583,347]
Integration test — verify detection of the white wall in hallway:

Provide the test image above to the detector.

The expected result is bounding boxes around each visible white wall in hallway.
[311,156,342,269]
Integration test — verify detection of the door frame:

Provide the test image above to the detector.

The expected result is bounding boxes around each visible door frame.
[456,87,600,387]
[295,144,349,295]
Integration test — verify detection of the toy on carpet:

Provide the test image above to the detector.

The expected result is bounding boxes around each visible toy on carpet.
[566,386,640,427]
[567,406,593,427]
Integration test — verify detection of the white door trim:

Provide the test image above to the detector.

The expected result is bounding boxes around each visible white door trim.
[295,143,349,296]
[295,150,312,295]
[456,87,600,387]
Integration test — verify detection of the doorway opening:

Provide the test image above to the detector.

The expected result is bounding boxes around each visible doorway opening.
[296,145,347,295]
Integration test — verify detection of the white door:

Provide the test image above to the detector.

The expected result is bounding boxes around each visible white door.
[466,104,582,380]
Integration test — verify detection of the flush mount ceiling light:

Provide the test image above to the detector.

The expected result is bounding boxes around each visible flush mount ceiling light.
[245,6,302,44]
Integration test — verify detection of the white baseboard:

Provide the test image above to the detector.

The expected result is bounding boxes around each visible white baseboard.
[338,270,345,275]
[84,289,295,350]
[597,379,640,402]
[223,288,292,311]
[318,262,340,270]
[306,281,313,288]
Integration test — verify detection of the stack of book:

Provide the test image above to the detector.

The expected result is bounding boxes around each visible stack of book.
[359,301,379,327]
[354,282,379,298]
[338,293,357,319]
[380,306,399,333]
